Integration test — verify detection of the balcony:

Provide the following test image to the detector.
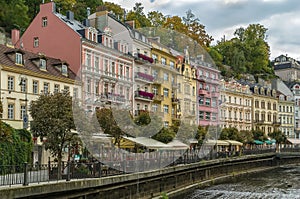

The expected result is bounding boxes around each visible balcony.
[211,92,219,97]
[172,97,180,104]
[199,89,209,95]
[255,120,265,125]
[134,90,154,102]
[172,114,181,121]
[99,93,126,103]
[153,94,164,102]
[135,53,154,64]
[273,121,281,126]
[135,72,154,83]
[172,82,178,89]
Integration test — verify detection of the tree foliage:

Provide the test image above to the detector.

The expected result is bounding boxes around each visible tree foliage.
[126,3,150,28]
[30,92,76,178]
[152,127,175,144]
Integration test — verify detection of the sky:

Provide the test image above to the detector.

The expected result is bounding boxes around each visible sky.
[104,0,300,60]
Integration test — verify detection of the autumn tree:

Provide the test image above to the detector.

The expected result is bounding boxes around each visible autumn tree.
[147,11,165,27]
[30,92,77,179]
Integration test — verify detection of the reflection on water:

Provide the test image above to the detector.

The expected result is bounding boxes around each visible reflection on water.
[185,166,300,199]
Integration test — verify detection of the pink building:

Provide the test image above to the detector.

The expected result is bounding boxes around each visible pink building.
[194,59,220,127]
[15,2,134,112]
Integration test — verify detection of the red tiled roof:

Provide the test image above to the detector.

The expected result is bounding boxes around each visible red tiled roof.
[0,44,79,81]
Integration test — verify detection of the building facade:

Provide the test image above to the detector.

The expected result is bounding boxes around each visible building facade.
[194,57,220,127]
[273,54,300,82]
[277,92,295,138]
[0,44,81,164]
[288,82,300,138]
[249,84,278,135]
[219,79,252,131]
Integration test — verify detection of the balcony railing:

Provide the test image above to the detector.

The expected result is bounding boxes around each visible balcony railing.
[199,89,209,95]
[135,72,154,82]
[137,53,154,63]
[153,77,164,84]
[172,98,180,104]
[153,94,164,101]
[99,93,126,103]
[273,121,281,125]
[134,90,154,100]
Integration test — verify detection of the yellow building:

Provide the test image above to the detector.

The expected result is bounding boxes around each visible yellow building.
[0,44,82,164]
[219,79,252,131]
[278,92,295,138]
[249,84,278,135]
[175,51,197,126]
[150,39,179,127]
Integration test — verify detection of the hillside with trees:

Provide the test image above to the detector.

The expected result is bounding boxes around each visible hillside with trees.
[0,0,273,79]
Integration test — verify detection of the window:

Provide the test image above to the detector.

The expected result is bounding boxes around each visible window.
[161,57,166,65]
[212,113,217,121]
[152,104,158,112]
[163,88,169,98]
[87,79,91,93]
[170,61,175,69]
[20,105,26,120]
[212,98,217,107]
[163,105,169,114]
[199,111,204,119]
[152,86,158,95]
[86,53,91,69]
[8,104,14,120]
[205,112,211,120]
[43,82,49,94]
[119,64,123,77]
[34,37,39,47]
[73,88,78,98]
[111,61,115,75]
[163,73,169,81]
[64,86,69,93]
[192,86,195,96]
[126,67,130,79]
[62,64,68,76]
[104,59,109,74]
[95,57,99,73]
[40,59,46,70]
[33,80,38,94]
[199,96,204,105]
[205,98,211,106]
[16,53,23,65]
[54,84,60,93]
[20,78,27,93]
[8,76,14,91]
[164,121,169,127]
[42,17,47,27]
[95,81,99,95]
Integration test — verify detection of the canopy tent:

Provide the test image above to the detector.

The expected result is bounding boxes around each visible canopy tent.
[225,140,243,146]
[286,138,300,145]
[253,140,264,145]
[265,139,276,145]
[119,136,170,150]
[166,139,189,150]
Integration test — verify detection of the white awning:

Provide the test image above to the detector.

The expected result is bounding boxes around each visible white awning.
[225,140,243,146]
[204,140,230,146]
[166,139,189,150]
[121,136,170,149]
[287,138,300,145]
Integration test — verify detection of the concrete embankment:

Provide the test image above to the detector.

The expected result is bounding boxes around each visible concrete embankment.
[2,153,300,199]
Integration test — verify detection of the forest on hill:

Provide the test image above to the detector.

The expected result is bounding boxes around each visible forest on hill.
[0,0,275,79]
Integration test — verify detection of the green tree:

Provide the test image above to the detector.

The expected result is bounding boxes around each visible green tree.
[269,130,287,152]
[239,130,254,144]
[147,11,165,27]
[104,2,124,21]
[30,92,76,179]
[152,127,175,144]
[252,129,267,141]
[0,0,29,33]
[126,2,150,28]
[220,127,240,141]
[73,0,103,22]
[195,125,207,145]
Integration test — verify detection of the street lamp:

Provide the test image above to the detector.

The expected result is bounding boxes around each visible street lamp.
[19,75,28,129]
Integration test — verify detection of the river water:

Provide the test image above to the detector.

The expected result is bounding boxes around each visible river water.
[184,166,300,199]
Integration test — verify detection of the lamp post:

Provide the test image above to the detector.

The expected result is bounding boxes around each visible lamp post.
[19,75,28,129]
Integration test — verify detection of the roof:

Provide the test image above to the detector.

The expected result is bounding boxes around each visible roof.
[204,140,230,146]
[120,136,169,149]
[166,139,189,149]
[0,44,78,81]
[225,140,243,146]
[54,12,86,36]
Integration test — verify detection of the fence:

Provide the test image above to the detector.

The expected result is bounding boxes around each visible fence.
[0,147,289,187]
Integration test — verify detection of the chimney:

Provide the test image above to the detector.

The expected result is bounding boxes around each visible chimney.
[87,7,90,17]
[11,29,20,46]
[66,11,74,20]
[40,1,56,13]
[125,20,135,29]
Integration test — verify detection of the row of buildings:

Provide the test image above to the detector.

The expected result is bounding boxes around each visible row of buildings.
[0,2,299,162]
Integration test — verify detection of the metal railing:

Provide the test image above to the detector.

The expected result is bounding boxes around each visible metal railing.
[1,147,300,187]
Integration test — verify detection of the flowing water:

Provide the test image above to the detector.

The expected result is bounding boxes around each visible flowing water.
[184,166,300,199]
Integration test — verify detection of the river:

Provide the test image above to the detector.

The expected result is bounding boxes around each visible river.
[184,165,300,199]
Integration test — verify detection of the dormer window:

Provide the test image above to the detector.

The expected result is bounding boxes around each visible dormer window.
[62,64,68,76]
[40,59,46,70]
[16,53,23,65]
